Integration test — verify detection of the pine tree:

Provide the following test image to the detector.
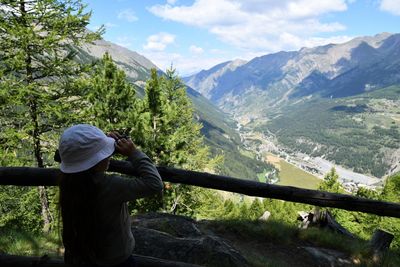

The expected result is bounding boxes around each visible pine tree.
[0,0,102,232]
[318,168,342,193]
[249,198,263,220]
[80,52,138,133]
[378,173,400,248]
[136,67,221,215]
[142,67,215,170]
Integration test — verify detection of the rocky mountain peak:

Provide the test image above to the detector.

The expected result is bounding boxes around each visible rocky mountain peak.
[184,59,247,99]
[186,32,399,112]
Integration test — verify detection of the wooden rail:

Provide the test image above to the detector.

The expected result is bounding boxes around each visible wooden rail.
[1,159,400,218]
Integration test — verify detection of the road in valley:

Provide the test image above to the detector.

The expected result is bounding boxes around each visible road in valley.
[236,120,382,189]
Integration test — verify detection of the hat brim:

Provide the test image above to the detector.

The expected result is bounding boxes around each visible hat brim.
[60,136,115,173]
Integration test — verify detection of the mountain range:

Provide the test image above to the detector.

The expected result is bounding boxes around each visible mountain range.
[185,32,400,113]
[185,32,400,178]
[78,32,400,179]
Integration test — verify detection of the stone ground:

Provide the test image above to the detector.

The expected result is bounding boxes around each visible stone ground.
[131,213,356,267]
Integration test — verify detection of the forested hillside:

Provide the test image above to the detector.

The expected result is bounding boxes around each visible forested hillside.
[254,85,400,177]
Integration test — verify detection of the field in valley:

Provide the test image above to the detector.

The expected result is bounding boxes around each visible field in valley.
[265,153,321,189]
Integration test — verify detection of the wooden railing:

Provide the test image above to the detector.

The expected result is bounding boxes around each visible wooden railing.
[1,159,400,218]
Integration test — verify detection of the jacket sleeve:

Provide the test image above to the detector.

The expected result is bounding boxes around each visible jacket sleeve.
[108,150,163,202]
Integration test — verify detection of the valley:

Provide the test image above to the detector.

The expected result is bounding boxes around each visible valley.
[237,120,381,191]
[79,32,400,188]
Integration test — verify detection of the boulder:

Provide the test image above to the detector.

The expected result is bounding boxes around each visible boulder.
[302,247,353,267]
[258,210,271,221]
[132,213,250,267]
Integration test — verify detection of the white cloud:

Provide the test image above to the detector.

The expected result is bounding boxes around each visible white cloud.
[149,0,349,52]
[380,0,400,15]
[143,32,176,51]
[117,9,138,22]
[189,45,204,54]
[142,51,232,76]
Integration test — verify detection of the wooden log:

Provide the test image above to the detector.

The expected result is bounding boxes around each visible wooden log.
[369,229,394,255]
[0,253,203,267]
[313,210,356,239]
[1,161,400,218]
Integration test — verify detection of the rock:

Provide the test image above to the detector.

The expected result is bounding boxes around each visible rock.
[132,212,202,238]
[302,247,353,267]
[298,211,313,229]
[258,211,271,221]
[132,213,250,267]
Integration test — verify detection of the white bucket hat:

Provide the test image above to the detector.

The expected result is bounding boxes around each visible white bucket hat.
[59,124,115,173]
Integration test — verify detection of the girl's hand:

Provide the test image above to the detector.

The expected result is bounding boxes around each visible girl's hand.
[115,137,136,157]
[107,132,136,156]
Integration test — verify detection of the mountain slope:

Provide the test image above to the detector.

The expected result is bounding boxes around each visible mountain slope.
[184,59,247,99]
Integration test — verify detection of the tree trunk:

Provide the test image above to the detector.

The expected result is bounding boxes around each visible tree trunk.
[312,209,356,239]
[31,99,53,232]
[153,116,157,143]
[20,0,52,233]
[369,229,394,257]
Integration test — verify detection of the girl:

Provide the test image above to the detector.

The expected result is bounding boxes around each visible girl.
[58,124,163,266]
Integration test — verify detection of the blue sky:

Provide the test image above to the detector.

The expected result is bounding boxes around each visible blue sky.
[85,0,400,76]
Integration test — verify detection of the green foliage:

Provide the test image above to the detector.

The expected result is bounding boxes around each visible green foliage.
[0,228,62,256]
[0,187,42,233]
[139,68,220,170]
[316,170,400,249]
[78,52,138,133]
[129,68,221,216]
[248,198,264,220]
[0,0,102,233]
[0,0,102,165]
[318,168,342,193]
[378,173,400,248]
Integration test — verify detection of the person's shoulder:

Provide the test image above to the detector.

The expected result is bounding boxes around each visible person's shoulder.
[92,172,117,186]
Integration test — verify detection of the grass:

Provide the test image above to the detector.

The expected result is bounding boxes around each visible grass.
[205,219,400,267]
[265,153,321,189]
[276,160,321,189]
[257,169,268,183]
[0,229,63,257]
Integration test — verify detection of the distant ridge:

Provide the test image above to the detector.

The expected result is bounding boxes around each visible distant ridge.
[185,32,399,111]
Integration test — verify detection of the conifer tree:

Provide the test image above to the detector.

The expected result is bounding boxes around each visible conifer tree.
[136,67,220,215]
[0,0,102,231]
[318,168,342,193]
[142,67,215,170]
[249,198,263,220]
[80,52,138,133]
